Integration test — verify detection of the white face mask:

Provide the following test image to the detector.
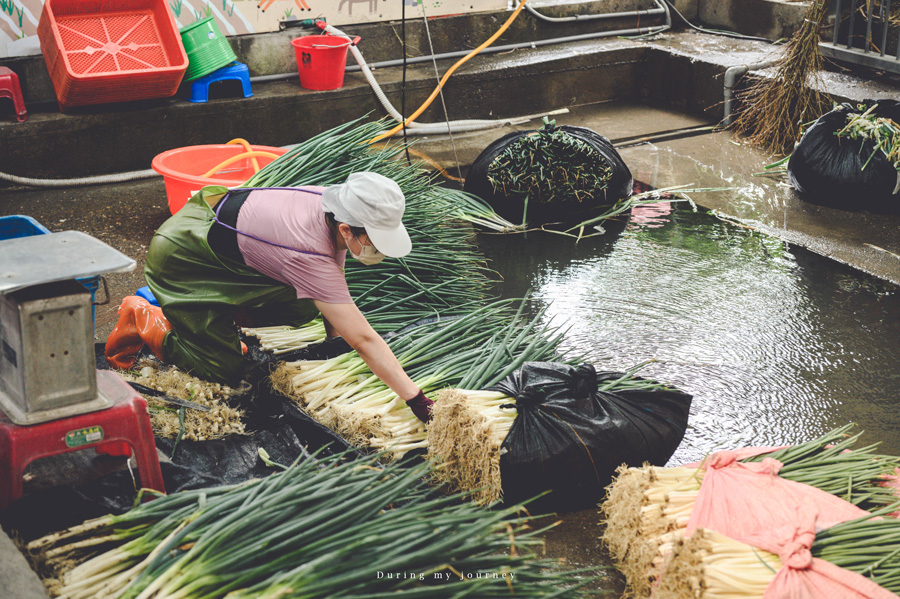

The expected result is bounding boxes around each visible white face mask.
[349,235,386,265]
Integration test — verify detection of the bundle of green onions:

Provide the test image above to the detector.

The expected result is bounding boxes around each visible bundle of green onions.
[837,105,900,173]
[271,299,571,456]
[426,388,516,505]
[600,425,900,598]
[652,508,900,598]
[427,363,675,506]
[487,118,614,206]
[241,116,519,233]
[33,451,600,599]
[241,319,327,354]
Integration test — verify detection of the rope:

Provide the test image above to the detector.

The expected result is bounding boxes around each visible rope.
[419,0,465,182]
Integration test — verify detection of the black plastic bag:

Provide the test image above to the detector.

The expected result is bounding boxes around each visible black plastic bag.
[489,362,692,511]
[464,125,633,225]
[787,99,900,212]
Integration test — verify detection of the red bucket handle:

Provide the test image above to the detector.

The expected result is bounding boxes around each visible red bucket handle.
[311,36,360,48]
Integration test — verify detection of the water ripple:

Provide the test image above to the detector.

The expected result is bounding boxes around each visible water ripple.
[478,206,900,464]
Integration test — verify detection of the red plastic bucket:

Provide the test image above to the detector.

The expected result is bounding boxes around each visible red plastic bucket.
[291,34,359,91]
[152,144,287,214]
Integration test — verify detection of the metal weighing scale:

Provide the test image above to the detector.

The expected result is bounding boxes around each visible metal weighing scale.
[0,231,136,425]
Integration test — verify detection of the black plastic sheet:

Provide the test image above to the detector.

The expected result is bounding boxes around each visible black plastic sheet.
[0,342,360,541]
[787,99,900,213]
[464,125,634,225]
[490,362,692,511]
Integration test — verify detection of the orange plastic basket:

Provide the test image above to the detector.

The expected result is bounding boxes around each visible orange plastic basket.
[38,0,188,110]
[152,144,288,214]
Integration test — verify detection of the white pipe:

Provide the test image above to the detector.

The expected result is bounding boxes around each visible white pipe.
[722,60,778,126]
[521,0,667,24]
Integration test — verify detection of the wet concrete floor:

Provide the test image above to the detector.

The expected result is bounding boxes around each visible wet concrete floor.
[1,99,898,596]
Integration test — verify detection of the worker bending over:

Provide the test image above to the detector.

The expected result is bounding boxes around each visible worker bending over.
[105,172,434,422]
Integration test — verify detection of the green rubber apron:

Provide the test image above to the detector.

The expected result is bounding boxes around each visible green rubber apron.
[144,186,319,385]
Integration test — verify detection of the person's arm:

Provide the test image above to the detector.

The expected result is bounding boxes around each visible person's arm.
[322,315,339,339]
[313,300,420,401]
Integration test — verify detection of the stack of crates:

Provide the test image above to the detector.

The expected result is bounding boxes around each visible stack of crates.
[37,0,188,111]
[0,216,101,329]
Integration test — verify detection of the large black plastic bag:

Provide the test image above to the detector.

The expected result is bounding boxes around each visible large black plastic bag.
[489,362,692,511]
[787,99,900,212]
[464,125,633,225]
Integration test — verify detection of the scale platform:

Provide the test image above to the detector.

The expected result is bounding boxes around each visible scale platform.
[0,231,135,425]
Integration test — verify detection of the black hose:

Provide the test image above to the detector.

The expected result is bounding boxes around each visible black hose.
[662,0,775,43]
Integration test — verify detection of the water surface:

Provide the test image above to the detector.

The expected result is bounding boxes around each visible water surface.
[477,201,900,464]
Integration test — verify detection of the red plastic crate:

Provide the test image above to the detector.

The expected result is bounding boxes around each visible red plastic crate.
[38,0,188,110]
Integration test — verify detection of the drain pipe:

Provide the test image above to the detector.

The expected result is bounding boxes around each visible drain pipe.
[722,60,778,126]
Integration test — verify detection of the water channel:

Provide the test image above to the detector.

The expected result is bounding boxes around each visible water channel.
[477,198,900,464]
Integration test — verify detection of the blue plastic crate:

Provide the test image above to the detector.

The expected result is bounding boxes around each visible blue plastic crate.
[0,215,102,327]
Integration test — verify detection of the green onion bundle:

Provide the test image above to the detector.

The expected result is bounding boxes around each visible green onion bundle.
[487,119,613,205]
[601,424,900,598]
[428,362,674,505]
[271,299,572,456]
[837,105,900,173]
[241,116,518,233]
[35,452,600,599]
[652,507,900,599]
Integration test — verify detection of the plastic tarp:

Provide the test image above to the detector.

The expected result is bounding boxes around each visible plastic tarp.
[489,362,692,511]
[787,99,900,212]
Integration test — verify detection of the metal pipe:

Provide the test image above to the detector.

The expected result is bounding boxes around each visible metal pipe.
[722,60,779,126]
[833,0,843,45]
[881,0,891,56]
[865,0,874,53]
[848,0,858,49]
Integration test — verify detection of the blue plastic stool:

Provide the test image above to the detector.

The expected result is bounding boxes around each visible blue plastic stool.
[187,62,252,103]
[135,286,160,306]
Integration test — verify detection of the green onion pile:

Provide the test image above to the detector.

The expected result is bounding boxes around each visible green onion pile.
[271,299,572,455]
[837,105,900,173]
[33,451,600,599]
[487,118,613,206]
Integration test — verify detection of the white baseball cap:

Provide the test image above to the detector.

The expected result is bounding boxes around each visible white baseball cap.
[321,172,412,258]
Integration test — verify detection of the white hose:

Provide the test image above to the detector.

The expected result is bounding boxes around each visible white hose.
[327,23,521,135]
[0,169,160,188]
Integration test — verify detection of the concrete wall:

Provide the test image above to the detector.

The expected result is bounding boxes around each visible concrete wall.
[698,0,811,40]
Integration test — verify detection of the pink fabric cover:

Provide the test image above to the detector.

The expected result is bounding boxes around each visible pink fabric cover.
[685,450,897,599]
[742,516,899,599]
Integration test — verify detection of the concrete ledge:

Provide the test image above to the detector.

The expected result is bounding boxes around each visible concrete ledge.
[0,528,49,599]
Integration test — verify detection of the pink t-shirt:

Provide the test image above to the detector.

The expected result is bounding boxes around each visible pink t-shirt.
[235,187,352,304]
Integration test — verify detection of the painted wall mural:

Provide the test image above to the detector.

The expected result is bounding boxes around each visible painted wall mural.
[0,0,505,58]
